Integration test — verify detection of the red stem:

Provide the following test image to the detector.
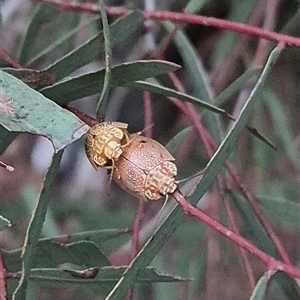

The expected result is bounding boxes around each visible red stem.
[172,189,300,280]
[169,71,258,289]
[39,1,300,47]
[171,83,292,265]
[168,71,292,267]
[38,0,295,279]
[188,116,291,265]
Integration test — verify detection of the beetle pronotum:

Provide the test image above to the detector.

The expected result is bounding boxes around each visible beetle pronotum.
[85,122,132,170]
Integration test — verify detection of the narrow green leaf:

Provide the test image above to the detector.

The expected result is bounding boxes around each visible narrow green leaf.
[40,60,180,104]
[17,240,110,269]
[257,195,300,228]
[96,0,112,118]
[2,229,127,273]
[164,21,221,141]
[127,81,231,118]
[12,150,63,300]
[129,77,276,151]
[105,47,280,299]
[250,271,300,300]
[190,47,280,203]
[28,266,186,284]
[271,271,300,299]
[164,22,211,101]
[65,241,111,268]
[246,126,277,150]
[249,274,269,300]
[0,215,11,231]
[26,17,100,67]
[18,4,57,65]
[52,228,129,244]
[185,0,207,14]
[0,71,89,151]
[22,186,59,238]
[211,69,278,150]
[229,191,277,257]
[44,11,144,83]
[212,68,261,109]
[211,1,257,63]
[25,266,187,298]
[263,87,299,166]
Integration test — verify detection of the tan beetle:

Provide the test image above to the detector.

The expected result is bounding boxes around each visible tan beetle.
[85,122,132,170]
[112,134,177,200]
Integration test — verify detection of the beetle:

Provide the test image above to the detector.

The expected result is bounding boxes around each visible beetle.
[112,134,177,200]
[85,122,132,170]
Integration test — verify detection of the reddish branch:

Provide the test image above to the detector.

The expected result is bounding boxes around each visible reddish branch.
[36,0,298,282]
[168,71,291,272]
[167,70,291,265]
[184,110,291,265]
[172,189,300,280]
[39,0,300,47]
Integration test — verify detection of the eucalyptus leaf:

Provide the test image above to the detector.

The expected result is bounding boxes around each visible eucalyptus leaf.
[249,274,268,300]
[0,71,89,152]
[40,60,180,104]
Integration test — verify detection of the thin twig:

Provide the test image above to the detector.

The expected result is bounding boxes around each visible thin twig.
[38,1,300,47]
[167,70,292,268]
[172,189,300,280]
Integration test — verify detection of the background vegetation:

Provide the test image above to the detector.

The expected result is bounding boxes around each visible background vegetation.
[0,0,300,299]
